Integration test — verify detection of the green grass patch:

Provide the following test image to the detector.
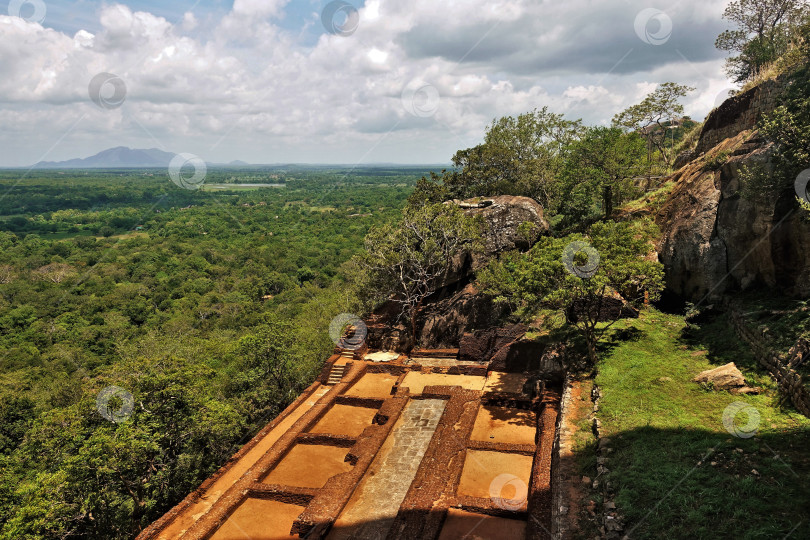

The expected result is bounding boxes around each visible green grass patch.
[621,181,675,216]
[592,308,810,539]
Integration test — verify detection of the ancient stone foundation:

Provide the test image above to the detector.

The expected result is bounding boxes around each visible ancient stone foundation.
[138,348,561,540]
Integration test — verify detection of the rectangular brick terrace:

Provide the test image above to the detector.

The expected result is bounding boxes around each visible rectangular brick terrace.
[137,348,560,540]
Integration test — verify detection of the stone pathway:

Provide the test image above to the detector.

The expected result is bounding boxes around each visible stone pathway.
[406,357,481,368]
[329,399,447,540]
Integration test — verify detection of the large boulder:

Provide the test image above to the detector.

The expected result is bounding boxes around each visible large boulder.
[437,195,549,292]
[366,196,549,351]
[458,323,528,363]
[456,195,549,270]
[365,283,511,352]
[657,133,810,300]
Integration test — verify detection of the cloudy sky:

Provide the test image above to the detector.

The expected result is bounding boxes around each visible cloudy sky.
[0,0,737,166]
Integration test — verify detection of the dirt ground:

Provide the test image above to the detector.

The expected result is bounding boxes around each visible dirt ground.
[400,372,486,394]
[483,372,528,394]
[308,404,379,438]
[156,386,330,540]
[344,372,400,399]
[262,444,354,488]
[146,363,561,540]
[437,508,527,540]
[470,405,537,445]
[456,449,534,500]
[557,379,597,539]
[208,498,304,540]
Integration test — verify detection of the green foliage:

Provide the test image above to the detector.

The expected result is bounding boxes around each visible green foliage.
[0,397,35,454]
[613,83,696,169]
[702,151,732,172]
[438,108,584,207]
[672,120,704,156]
[406,172,452,208]
[0,168,416,538]
[1,357,244,539]
[557,127,648,224]
[231,317,303,424]
[745,19,810,210]
[477,219,664,362]
[358,203,482,348]
[594,309,810,539]
[715,0,808,82]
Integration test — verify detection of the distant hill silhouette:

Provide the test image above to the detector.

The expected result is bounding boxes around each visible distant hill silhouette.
[34,147,178,169]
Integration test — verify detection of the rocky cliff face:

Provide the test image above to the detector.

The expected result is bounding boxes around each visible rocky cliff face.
[656,77,810,301]
[366,196,549,351]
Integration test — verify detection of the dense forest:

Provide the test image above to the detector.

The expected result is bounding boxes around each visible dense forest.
[0,167,420,538]
[2,4,810,538]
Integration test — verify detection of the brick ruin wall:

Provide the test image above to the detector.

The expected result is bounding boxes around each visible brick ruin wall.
[729,308,810,417]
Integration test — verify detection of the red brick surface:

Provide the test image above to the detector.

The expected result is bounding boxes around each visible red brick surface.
[139,356,562,540]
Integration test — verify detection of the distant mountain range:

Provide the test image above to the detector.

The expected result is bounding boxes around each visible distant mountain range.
[33,147,251,169]
[26,147,452,170]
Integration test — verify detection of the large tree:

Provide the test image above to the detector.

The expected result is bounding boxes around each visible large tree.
[444,108,584,208]
[754,17,810,212]
[715,0,808,82]
[557,126,648,223]
[613,83,695,169]
[477,219,664,363]
[358,203,481,349]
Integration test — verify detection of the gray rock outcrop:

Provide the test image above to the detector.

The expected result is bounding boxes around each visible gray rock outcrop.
[366,196,549,351]
[656,77,810,301]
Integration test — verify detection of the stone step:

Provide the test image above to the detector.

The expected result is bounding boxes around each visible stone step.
[325,363,348,385]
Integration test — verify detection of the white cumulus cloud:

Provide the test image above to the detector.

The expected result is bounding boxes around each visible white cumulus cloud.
[0,0,733,166]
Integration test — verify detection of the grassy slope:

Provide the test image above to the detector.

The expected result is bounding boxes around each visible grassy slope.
[591,308,810,539]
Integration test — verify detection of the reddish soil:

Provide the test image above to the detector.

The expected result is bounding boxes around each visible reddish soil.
[483,372,528,394]
[437,508,527,540]
[400,372,487,394]
[141,356,562,540]
[208,498,304,540]
[308,404,378,438]
[155,386,330,540]
[470,405,537,446]
[344,372,400,399]
[457,449,534,500]
[557,380,595,539]
[261,444,354,488]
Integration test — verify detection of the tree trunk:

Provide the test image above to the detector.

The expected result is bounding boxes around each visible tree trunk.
[408,299,423,354]
[603,184,613,219]
[586,338,597,364]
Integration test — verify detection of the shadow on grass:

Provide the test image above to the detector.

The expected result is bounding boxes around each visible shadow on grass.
[571,425,810,539]
[678,309,765,376]
[595,325,647,360]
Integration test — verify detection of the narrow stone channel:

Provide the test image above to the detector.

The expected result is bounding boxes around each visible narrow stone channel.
[328,398,447,540]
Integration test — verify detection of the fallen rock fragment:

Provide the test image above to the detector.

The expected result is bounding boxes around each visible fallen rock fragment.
[692,362,759,394]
